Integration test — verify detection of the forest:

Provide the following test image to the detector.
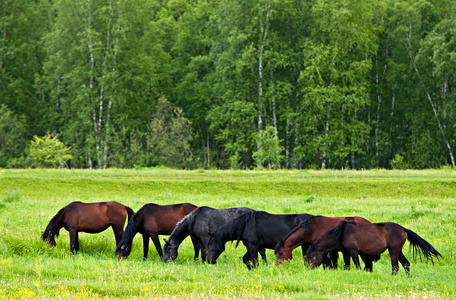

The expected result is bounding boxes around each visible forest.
[1,0,455,170]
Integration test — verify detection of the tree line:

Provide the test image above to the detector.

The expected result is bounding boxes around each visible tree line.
[1,0,455,169]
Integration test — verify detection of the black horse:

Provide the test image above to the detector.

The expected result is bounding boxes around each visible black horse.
[115,203,200,260]
[206,211,313,269]
[162,206,266,263]
[41,201,134,253]
[306,221,442,274]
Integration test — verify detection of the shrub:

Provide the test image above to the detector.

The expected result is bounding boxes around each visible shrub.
[28,134,73,168]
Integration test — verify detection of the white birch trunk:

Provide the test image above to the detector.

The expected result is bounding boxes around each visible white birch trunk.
[406,24,455,167]
[256,3,270,169]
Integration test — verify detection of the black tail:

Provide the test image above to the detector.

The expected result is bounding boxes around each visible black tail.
[125,206,135,222]
[115,214,138,254]
[231,212,254,248]
[404,228,442,263]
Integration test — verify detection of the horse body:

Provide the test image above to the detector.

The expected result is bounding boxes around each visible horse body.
[207,211,313,269]
[41,201,134,253]
[116,203,199,260]
[162,206,257,263]
[274,215,371,268]
[307,221,442,274]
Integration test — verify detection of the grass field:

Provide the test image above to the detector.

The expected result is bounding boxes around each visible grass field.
[0,168,455,299]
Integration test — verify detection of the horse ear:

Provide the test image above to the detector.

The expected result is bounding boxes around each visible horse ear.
[163,238,168,244]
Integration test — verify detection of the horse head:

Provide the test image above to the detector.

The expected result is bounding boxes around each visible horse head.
[304,244,322,268]
[206,234,225,264]
[162,238,178,263]
[274,240,292,265]
[41,230,57,246]
[115,240,132,259]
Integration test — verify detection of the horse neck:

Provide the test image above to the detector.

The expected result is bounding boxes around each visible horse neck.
[283,227,308,251]
[168,218,191,247]
[44,213,64,239]
[122,214,139,242]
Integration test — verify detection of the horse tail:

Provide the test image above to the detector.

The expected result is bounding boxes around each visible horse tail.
[404,228,442,263]
[115,213,139,254]
[231,212,254,248]
[125,205,135,223]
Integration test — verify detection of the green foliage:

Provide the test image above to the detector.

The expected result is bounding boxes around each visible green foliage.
[0,105,26,168]
[28,134,73,168]
[253,126,284,169]
[147,97,194,168]
[2,0,456,170]
[390,153,406,170]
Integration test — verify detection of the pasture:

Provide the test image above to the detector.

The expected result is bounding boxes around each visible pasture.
[0,168,455,299]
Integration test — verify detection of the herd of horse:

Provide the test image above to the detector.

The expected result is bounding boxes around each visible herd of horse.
[41,201,442,275]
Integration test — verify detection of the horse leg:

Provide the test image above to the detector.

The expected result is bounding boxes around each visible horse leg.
[398,251,410,275]
[150,234,163,259]
[142,234,150,260]
[388,248,400,275]
[321,253,332,269]
[330,251,339,269]
[242,252,253,270]
[342,250,351,270]
[248,246,259,269]
[348,250,361,270]
[190,236,201,262]
[360,254,373,272]
[259,249,267,265]
[111,225,123,248]
[69,229,79,254]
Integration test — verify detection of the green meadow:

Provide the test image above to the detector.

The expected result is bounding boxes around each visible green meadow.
[0,169,455,299]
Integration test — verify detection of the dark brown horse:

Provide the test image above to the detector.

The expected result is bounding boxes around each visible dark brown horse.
[306,221,442,274]
[41,201,134,253]
[115,203,200,260]
[275,215,371,268]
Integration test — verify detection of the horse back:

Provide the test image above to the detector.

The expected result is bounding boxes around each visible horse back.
[63,201,121,233]
[138,203,198,235]
[343,222,403,254]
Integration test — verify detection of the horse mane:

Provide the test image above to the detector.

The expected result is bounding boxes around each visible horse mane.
[42,208,64,240]
[318,220,349,246]
[169,206,204,237]
[115,211,140,254]
[301,216,316,238]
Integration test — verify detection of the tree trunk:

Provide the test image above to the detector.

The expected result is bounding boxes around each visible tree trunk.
[406,26,455,167]
[256,4,270,169]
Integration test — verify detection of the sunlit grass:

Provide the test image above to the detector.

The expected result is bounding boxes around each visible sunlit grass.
[0,169,455,299]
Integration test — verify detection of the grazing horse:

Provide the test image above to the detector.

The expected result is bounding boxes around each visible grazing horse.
[306,221,442,274]
[41,201,134,253]
[115,203,200,260]
[274,215,372,268]
[162,206,266,263]
[207,211,313,269]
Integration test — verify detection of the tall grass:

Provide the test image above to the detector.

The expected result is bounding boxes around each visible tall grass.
[0,169,454,299]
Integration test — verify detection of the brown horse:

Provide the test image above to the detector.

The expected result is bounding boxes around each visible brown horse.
[115,203,200,260]
[41,201,134,253]
[275,215,372,268]
[306,221,442,274]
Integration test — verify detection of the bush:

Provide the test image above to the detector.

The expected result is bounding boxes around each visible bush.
[390,153,406,170]
[28,134,73,168]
